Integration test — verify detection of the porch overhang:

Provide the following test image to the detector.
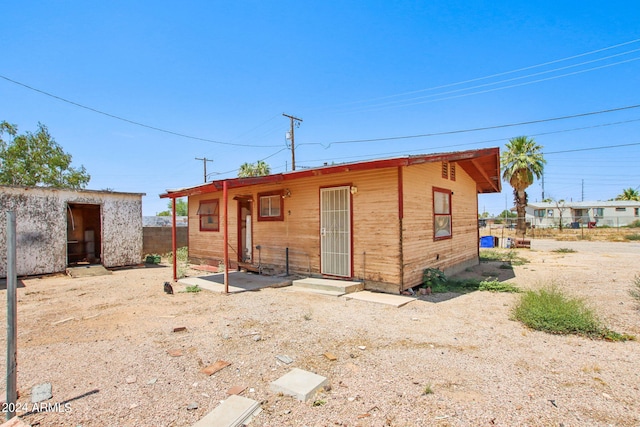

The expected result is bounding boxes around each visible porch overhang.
[159,147,501,199]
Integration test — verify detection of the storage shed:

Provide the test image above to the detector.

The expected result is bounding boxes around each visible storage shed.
[0,185,145,277]
[160,148,501,293]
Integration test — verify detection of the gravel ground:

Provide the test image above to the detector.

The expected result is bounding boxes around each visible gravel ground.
[1,239,639,427]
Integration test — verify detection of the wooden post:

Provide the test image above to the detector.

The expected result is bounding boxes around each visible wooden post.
[172,198,177,281]
[223,180,229,293]
[6,211,17,421]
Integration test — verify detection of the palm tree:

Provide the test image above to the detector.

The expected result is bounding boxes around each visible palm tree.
[238,160,271,177]
[615,187,640,201]
[501,136,546,233]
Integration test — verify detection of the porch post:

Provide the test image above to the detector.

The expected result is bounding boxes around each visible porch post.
[172,197,177,281]
[223,180,229,293]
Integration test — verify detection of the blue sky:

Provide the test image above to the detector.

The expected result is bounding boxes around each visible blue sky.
[2,1,639,216]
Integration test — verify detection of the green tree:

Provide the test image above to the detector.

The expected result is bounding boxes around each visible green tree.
[0,121,90,188]
[498,209,517,218]
[238,160,271,177]
[501,136,545,234]
[615,187,640,201]
[158,198,188,216]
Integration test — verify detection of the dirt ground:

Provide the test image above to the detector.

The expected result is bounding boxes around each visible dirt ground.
[1,239,639,426]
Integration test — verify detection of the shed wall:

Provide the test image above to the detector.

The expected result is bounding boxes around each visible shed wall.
[0,186,143,277]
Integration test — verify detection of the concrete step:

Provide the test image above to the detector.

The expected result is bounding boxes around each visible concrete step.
[291,277,364,295]
[286,287,347,297]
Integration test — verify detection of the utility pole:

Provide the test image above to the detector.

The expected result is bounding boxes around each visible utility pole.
[283,113,303,171]
[195,157,213,183]
[581,179,584,201]
[541,173,545,201]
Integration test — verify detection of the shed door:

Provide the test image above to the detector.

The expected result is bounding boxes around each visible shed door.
[320,186,351,277]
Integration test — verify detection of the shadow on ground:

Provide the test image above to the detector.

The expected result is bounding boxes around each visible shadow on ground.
[416,261,517,303]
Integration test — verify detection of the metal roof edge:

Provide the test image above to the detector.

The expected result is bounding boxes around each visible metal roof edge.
[160,147,501,199]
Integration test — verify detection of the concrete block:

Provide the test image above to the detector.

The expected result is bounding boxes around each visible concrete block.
[191,395,261,427]
[31,383,52,403]
[270,368,328,402]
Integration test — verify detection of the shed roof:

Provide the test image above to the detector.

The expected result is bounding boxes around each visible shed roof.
[0,184,145,197]
[160,147,501,199]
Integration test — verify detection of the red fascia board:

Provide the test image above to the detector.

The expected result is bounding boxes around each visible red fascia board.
[160,147,500,199]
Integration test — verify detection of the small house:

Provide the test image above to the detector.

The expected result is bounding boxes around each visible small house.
[526,201,640,228]
[0,185,144,277]
[160,148,501,293]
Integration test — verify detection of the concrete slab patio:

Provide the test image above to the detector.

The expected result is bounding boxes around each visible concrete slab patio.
[178,271,292,293]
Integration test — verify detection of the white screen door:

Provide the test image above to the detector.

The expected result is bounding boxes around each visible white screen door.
[320,186,351,277]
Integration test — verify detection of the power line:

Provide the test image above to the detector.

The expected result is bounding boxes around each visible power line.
[0,74,281,148]
[303,103,640,147]
[345,49,640,112]
[294,117,640,166]
[544,141,640,155]
[325,38,640,109]
[344,56,640,113]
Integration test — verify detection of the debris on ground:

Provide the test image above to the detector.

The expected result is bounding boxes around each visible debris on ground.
[276,355,294,364]
[201,360,231,376]
[31,383,52,403]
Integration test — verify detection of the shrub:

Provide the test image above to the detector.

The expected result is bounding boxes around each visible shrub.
[552,248,576,253]
[422,268,446,291]
[480,249,528,266]
[513,286,634,340]
[625,234,640,241]
[478,279,520,293]
[628,219,640,228]
[630,275,640,308]
[184,285,201,293]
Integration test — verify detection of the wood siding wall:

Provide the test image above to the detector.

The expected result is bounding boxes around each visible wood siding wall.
[188,168,401,286]
[187,162,480,292]
[401,162,479,288]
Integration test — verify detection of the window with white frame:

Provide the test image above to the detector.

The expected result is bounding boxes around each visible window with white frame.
[593,208,604,217]
[258,191,283,221]
[534,209,545,218]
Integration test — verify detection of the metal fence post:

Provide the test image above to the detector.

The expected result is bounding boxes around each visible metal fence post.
[6,211,17,420]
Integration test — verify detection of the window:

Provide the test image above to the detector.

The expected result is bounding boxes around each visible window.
[198,199,219,231]
[534,209,545,218]
[433,187,452,240]
[547,209,554,217]
[593,208,604,216]
[258,191,284,221]
[635,208,639,217]
[615,207,626,212]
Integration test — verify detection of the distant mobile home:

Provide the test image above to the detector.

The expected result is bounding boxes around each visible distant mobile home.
[161,148,501,293]
[0,185,144,277]
[526,201,640,228]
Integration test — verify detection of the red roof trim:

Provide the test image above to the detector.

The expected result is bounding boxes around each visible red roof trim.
[160,147,500,199]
